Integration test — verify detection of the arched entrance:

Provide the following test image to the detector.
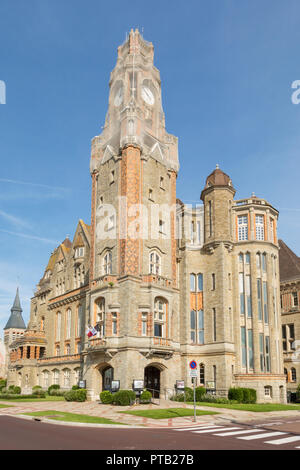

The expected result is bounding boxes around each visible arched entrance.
[144,365,161,398]
[102,366,114,391]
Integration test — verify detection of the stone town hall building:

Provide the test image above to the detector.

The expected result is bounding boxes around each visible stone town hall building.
[3,30,286,403]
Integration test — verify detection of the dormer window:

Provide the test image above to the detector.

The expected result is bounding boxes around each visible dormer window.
[45,270,51,280]
[75,247,84,258]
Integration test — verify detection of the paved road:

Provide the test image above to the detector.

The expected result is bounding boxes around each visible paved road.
[1,416,300,450]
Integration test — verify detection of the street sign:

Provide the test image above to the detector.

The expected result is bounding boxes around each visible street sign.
[189,369,197,378]
[189,360,197,370]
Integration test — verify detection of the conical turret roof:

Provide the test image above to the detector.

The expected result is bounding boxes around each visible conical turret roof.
[4,288,26,330]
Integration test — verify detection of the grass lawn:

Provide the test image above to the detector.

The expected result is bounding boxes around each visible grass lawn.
[120,408,219,419]
[0,404,14,408]
[24,410,127,425]
[188,402,300,412]
[0,395,65,403]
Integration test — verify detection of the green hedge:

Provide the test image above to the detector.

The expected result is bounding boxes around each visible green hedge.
[0,379,7,391]
[64,389,87,402]
[140,390,152,403]
[228,387,257,404]
[112,390,136,406]
[7,386,21,395]
[48,384,60,395]
[0,393,45,400]
[195,386,206,401]
[100,390,113,404]
[49,389,68,397]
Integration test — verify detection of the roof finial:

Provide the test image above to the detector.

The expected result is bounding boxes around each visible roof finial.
[216,164,219,169]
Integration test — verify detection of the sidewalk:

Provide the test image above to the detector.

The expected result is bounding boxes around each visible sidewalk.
[0,398,299,428]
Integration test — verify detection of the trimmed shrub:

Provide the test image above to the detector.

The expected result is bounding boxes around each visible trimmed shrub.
[64,389,87,402]
[0,379,7,391]
[48,384,60,395]
[183,387,193,402]
[72,385,80,390]
[296,384,300,401]
[195,386,206,402]
[32,385,42,391]
[0,393,45,400]
[140,390,152,403]
[228,387,256,404]
[7,386,21,395]
[32,389,46,398]
[228,387,244,403]
[112,390,136,406]
[100,390,113,404]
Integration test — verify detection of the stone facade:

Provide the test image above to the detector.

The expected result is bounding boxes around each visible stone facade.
[279,240,300,397]
[4,29,286,403]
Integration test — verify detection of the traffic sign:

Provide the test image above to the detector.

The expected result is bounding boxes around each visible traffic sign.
[189,360,197,370]
[189,369,197,378]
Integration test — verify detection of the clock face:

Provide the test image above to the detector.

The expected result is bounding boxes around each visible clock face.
[114,86,123,107]
[141,86,155,105]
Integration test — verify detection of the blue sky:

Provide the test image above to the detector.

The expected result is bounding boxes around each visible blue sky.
[0,0,300,333]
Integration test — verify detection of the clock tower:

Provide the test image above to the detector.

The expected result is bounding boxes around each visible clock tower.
[87,29,181,394]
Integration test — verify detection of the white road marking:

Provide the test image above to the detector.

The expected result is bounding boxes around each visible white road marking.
[174,425,224,431]
[214,429,264,437]
[238,432,286,441]
[265,436,300,446]
[193,427,241,434]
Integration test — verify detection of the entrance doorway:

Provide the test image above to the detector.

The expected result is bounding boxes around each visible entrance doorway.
[144,366,161,398]
[102,366,113,391]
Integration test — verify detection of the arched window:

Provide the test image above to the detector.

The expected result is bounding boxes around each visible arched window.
[154,298,167,338]
[74,368,81,384]
[66,309,72,339]
[63,369,71,388]
[53,369,60,385]
[42,370,49,388]
[149,251,161,275]
[284,368,288,382]
[56,312,61,341]
[103,252,112,275]
[291,367,297,382]
[55,345,60,357]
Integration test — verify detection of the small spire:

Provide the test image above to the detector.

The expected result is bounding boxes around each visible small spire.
[4,288,26,330]
[216,164,219,169]
[12,287,22,313]
[251,192,256,198]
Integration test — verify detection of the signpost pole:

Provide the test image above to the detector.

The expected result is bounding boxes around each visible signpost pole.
[193,377,196,422]
[189,360,197,423]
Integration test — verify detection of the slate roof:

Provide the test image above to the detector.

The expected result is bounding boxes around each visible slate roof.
[278,239,300,282]
[4,288,26,330]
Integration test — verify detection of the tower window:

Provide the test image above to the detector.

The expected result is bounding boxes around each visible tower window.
[238,215,248,241]
[154,298,167,338]
[103,252,112,274]
[255,215,265,240]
